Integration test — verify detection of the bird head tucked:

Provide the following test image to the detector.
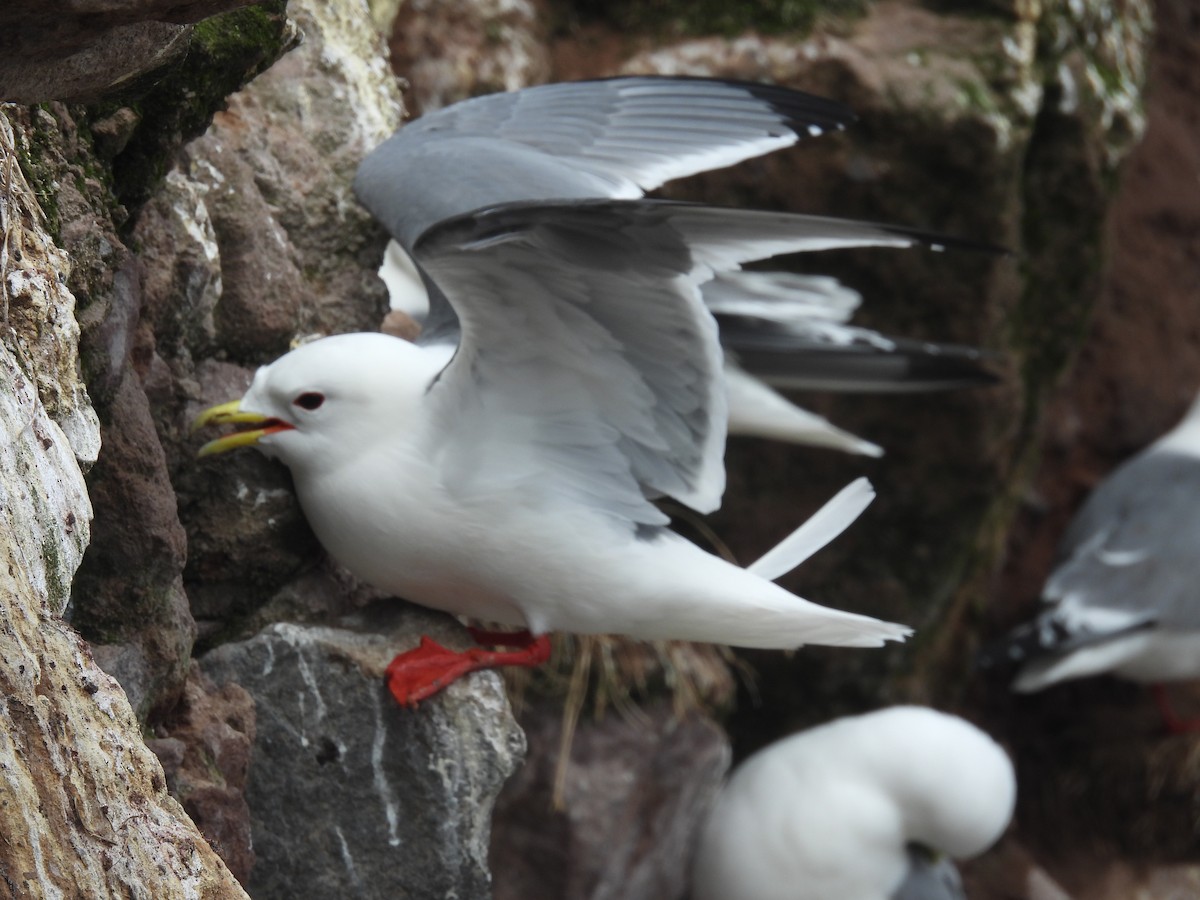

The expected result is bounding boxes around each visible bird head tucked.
[193,332,439,473]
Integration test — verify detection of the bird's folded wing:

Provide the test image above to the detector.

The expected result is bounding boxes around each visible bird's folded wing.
[1046,449,1200,629]
[411,198,954,525]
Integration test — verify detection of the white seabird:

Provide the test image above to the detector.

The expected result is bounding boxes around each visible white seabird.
[195,77,989,703]
[692,706,1016,900]
[989,391,1200,704]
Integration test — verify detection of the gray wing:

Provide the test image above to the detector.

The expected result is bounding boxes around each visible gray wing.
[992,448,1200,666]
[412,198,960,525]
[353,76,854,248]
[1047,449,1200,627]
[701,257,995,394]
[355,76,1001,373]
[891,848,966,900]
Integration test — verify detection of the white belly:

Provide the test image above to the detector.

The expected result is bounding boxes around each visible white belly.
[290,448,906,650]
[1016,627,1200,691]
[293,455,638,632]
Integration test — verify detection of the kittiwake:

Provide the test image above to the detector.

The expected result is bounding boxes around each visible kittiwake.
[986,390,1200,728]
[692,706,1016,900]
[195,77,995,704]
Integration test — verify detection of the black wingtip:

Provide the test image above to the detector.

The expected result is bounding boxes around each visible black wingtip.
[975,613,1155,673]
[879,222,1012,257]
[716,320,1001,394]
[594,73,858,139]
[737,79,858,135]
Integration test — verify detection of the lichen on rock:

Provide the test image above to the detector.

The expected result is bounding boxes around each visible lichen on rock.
[1,111,101,470]
[0,90,247,900]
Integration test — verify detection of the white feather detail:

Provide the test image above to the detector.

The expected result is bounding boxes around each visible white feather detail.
[747,477,875,582]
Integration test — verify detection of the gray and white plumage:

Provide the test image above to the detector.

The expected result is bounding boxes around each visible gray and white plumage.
[358,77,993,457]
[691,707,1016,900]
[993,392,1200,691]
[201,77,937,651]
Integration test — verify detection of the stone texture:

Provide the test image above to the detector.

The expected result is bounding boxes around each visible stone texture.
[177,0,401,358]
[491,701,730,900]
[73,366,195,719]
[0,118,100,469]
[0,115,94,619]
[0,1,269,104]
[150,668,258,884]
[5,0,296,721]
[0,95,246,900]
[200,602,526,900]
[390,0,552,115]
[37,93,207,717]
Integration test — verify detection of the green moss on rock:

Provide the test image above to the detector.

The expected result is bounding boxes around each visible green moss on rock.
[97,0,296,208]
[12,107,66,238]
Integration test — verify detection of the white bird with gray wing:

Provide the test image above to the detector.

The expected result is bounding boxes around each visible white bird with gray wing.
[989,391,1200,702]
[194,76,994,703]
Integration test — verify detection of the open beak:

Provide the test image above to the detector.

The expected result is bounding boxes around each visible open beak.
[193,399,295,457]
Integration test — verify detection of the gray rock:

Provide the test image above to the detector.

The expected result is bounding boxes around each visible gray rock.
[201,601,526,899]
[72,366,196,719]
[491,701,730,900]
[177,0,402,365]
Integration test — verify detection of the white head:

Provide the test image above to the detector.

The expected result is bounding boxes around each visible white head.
[692,706,1016,900]
[195,332,443,477]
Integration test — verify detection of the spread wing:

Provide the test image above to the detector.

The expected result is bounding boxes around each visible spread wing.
[354,76,860,347]
[412,198,950,525]
[354,76,855,247]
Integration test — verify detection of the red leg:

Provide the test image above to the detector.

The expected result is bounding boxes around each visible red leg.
[1152,684,1200,735]
[386,631,552,707]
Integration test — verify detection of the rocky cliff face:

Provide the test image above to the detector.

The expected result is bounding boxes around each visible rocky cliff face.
[0,84,246,900]
[2,0,1192,897]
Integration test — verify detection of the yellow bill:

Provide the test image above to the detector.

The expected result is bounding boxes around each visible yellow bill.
[193,399,293,457]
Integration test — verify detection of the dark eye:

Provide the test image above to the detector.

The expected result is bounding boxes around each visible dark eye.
[293,392,325,411]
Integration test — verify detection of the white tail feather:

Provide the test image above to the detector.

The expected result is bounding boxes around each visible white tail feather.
[747,477,875,582]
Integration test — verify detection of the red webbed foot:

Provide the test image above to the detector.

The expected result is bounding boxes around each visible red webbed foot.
[386,630,552,707]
